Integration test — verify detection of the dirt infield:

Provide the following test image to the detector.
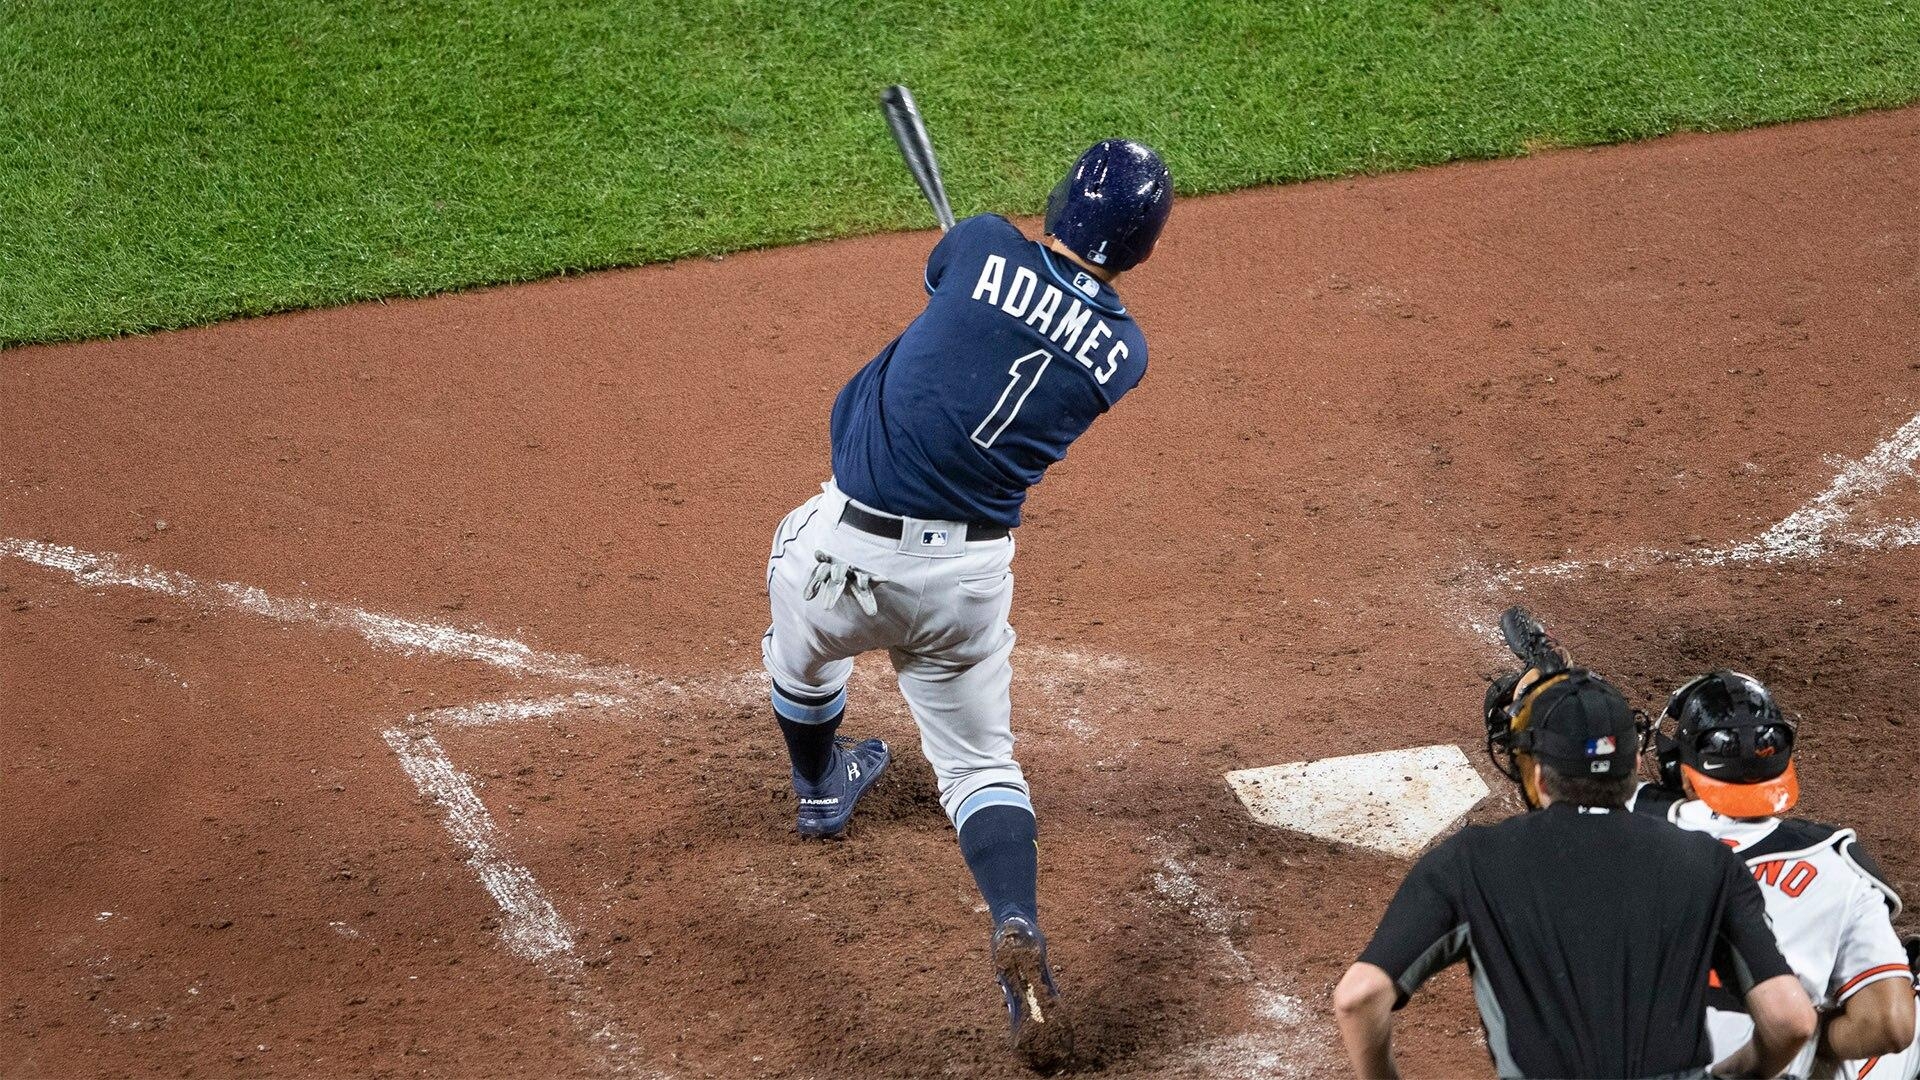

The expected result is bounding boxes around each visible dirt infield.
[5,106,1918,1078]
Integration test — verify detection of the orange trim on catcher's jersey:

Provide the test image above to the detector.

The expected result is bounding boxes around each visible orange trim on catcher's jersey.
[1837,963,1913,999]
[1858,1054,1881,1078]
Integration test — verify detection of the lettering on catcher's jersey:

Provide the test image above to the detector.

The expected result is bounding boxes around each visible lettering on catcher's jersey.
[1752,858,1819,897]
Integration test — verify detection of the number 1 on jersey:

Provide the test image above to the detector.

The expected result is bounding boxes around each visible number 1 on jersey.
[971,349,1052,449]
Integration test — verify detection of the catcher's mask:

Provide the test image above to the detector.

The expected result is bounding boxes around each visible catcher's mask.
[1651,670,1797,818]
[1486,667,1642,808]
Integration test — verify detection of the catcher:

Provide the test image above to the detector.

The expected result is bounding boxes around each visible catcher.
[1633,670,1918,1079]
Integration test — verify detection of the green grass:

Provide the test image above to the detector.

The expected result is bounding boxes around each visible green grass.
[4,0,1919,345]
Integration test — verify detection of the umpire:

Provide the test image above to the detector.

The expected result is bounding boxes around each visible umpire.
[1333,667,1817,1079]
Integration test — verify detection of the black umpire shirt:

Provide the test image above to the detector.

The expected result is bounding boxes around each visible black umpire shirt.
[1357,803,1793,1079]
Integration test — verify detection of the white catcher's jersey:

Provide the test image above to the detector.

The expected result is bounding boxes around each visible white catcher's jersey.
[1656,797,1912,1079]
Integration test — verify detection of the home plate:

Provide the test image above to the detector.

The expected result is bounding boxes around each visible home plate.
[1226,744,1491,858]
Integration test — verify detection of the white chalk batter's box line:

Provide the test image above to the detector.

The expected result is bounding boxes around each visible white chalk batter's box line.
[381,699,658,1076]
[0,539,672,1074]
[0,539,1151,1075]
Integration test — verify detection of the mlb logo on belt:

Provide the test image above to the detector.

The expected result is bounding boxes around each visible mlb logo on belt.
[921,529,950,547]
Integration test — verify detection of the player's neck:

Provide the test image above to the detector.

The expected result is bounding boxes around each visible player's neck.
[1045,238,1119,284]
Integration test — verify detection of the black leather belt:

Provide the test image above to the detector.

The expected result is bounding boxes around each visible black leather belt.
[839,503,1009,542]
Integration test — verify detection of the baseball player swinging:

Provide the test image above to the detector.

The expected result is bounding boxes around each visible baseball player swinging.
[1632,671,1918,1079]
[760,138,1172,1054]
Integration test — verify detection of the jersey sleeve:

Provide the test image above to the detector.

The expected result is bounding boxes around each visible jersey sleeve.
[1356,840,1469,1007]
[924,214,1012,294]
[1711,847,1796,996]
[1828,880,1912,1004]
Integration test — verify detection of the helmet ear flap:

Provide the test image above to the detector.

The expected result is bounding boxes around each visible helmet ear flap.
[1653,729,1683,790]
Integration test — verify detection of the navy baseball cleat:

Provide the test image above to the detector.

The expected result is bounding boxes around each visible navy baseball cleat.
[793,736,889,839]
[992,916,1071,1060]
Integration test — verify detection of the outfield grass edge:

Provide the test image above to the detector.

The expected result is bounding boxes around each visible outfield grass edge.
[6,0,1918,347]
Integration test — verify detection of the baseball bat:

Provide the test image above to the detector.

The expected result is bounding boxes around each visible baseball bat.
[879,84,956,232]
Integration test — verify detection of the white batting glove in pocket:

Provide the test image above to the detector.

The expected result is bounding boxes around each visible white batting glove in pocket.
[803,550,889,616]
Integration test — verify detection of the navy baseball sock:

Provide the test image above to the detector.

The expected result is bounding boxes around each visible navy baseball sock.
[777,712,842,785]
[958,799,1039,928]
[772,682,847,785]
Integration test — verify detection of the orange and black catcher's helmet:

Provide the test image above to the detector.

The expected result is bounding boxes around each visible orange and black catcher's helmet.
[1654,670,1798,818]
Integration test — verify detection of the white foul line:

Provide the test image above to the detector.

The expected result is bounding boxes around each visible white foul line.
[0,538,649,690]
[1717,411,1920,564]
[1457,410,1920,637]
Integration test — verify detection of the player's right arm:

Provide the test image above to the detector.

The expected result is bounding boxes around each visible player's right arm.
[1336,842,1467,1078]
[1332,964,1401,1080]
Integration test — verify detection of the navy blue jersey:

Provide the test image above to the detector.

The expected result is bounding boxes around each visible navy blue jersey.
[829,214,1149,527]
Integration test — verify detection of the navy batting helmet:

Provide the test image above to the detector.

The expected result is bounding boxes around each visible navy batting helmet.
[1044,140,1172,274]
